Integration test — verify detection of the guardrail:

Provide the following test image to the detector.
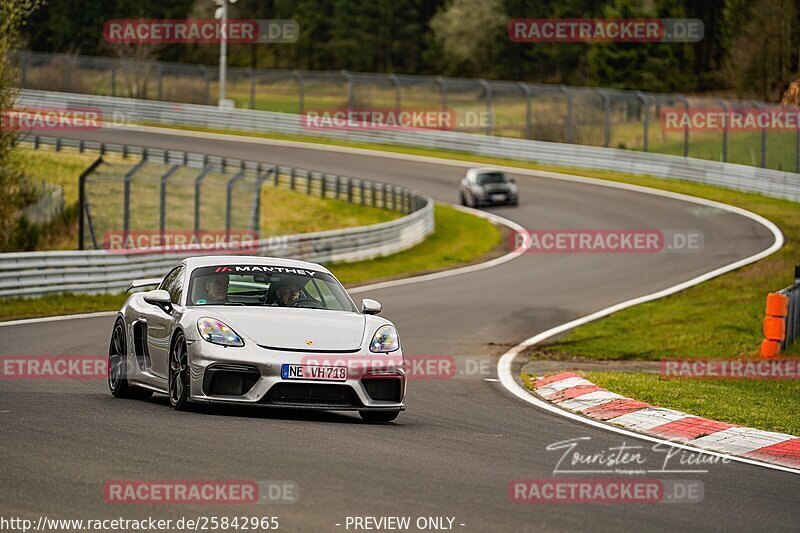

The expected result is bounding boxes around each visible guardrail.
[16,90,800,202]
[760,267,800,358]
[2,135,434,299]
[778,267,800,352]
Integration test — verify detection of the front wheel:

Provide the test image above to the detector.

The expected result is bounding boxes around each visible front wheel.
[168,332,192,411]
[360,410,400,423]
[108,319,153,400]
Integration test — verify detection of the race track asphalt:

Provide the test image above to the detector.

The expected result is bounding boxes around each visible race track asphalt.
[1,127,796,532]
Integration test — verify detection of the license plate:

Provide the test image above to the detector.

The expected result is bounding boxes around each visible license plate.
[490,193,506,201]
[281,364,347,381]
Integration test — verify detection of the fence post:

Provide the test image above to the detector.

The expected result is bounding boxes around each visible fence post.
[479,79,492,135]
[718,98,728,162]
[289,167,296,190]
[636,91,649,152]
[248,68,255,110]
[520,83,532,140]
[321,174,326,197]
[78,156,104,250]
[294,70,305,114]
[250,167,274,238]
[65,55,73,92]
[559,86,574,143]
[123,159,147,246]
[679,95,689,157]
[19,52,27,87]
[156,63,163,100]
[389,73,401,111]
[159,165,179,239]
[597,89,611,147]
[199,65,210,105]
[194,166,213,235]
[347,178,353,203]
[341,70,354,110]
[435,76,448,111]
[225,169,246,237]
[334,175,341,199]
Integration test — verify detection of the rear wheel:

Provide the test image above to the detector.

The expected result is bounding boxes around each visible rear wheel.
[108,319,153,400]
[360,410,400,423]
[168,332,192,411]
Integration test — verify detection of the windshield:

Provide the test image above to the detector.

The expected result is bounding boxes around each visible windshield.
[476,172,508,185]
[187,265,357,312]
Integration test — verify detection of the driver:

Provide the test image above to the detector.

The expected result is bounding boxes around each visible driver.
[274,281,302,307]
[201,274,229,304]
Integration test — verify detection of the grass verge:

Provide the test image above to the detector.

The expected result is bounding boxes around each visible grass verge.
[0,204,501,321]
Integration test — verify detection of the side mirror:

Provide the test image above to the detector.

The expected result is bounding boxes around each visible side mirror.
[509,177,516,184]
[143,289,173,313]
[361,298,382,315]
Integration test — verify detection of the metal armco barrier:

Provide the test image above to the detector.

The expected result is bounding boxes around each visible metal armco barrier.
[2,136,433,298]
[16,90,800,203]
[779,267,800,351]
[760,267,800,357]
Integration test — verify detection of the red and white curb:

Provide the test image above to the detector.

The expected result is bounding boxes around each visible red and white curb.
[528,371,800,469]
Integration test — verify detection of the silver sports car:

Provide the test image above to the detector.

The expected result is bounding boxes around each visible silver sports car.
[108,256,405,423]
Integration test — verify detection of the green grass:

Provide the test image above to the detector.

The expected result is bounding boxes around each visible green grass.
[0,204,500,321]
[530,179,798,361]
[585,371,800,436]
[330,204,500,284]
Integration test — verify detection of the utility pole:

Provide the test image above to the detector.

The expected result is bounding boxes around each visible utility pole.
[214,0,237,107]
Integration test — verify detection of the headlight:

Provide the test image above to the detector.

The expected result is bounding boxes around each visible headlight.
[370,325,399,353]
[197,317,244,347]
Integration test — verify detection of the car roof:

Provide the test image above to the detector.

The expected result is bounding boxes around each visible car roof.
[181,255,333,275]
[469,167,504,174]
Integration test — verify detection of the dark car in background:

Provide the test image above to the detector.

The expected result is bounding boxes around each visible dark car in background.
[459,168,519,208]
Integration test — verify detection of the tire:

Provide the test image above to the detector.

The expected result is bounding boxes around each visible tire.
[459,191,467,206]
[168,331,192,411]
[108,319,153,400]
[360,410,400,423]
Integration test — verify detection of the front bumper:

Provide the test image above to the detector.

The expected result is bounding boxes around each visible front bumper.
[186,340,405,411]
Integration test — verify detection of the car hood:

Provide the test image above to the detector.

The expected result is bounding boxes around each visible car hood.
[215,307,366,351]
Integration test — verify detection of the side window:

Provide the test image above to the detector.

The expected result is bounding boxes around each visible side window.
[169,267,185,305]
[313,279,346,311]
[159,266,184,305]
[303,279,321,301]
[158,268,180,292]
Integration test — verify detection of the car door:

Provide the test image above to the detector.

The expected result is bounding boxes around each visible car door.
[146,266,184,379]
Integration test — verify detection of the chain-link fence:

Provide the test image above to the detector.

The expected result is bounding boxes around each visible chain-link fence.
[17,134,425,252]
[14,51,800,174]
